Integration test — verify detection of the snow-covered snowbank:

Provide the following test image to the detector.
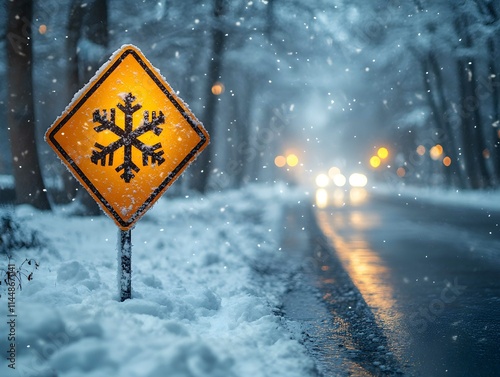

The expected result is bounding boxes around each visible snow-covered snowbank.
[372,183,500,211]
[0,184,315,377]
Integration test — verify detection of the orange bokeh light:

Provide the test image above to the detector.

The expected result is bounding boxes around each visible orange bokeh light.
[430,144,443,160]
[211,82,225,95]
[274,155,286,168]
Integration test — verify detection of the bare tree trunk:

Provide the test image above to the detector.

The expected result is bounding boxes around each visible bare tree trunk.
[478,0,500,182]
[191,0,227,193]
[426,51,465,187]
[456,60,478,188]
[65,0,108,214]
[6,0,51,210]
[51,0,88,204]
[229,76,254,188]
[487,38,500,181]
[67,0,86,103]
[468,62,492,188]
[455,14,492,188]
[411,40,465,188]
[265,0,276,38]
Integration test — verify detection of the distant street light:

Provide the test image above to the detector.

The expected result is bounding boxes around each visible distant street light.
[315,173,330,188]
[274,155,286,168]
[349,173,368,187]
[333,173,347,187]
[369,146,389,169]
[286,154,299,167]
[370,155,381,168]
[211,82,225,95]
[328,166,341,178]
[377,147,389,159]
[430,144,443,160]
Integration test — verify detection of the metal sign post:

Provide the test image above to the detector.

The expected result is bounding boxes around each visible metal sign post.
[45,45,210,301]
[118,229,132,302]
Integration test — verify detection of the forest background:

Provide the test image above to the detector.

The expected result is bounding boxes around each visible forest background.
[1,0,500,213]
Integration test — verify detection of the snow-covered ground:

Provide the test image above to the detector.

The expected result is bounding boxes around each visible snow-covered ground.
[5,179,497,377]
[0,184,316,377]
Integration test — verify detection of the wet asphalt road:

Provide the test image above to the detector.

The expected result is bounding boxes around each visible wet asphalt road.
[312,192,500,376]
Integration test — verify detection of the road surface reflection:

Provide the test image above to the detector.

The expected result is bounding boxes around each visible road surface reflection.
[316,196,410,367]
[312,192,500,376]
[315,188,368,209]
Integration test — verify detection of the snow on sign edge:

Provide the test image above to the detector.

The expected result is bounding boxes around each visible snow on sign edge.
[44,44,210,230]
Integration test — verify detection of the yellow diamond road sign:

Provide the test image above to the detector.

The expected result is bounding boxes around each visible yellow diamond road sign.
[45,45,209,230]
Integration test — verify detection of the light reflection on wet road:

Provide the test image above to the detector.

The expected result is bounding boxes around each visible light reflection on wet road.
[317,209,409,367]
[315,191,500,376]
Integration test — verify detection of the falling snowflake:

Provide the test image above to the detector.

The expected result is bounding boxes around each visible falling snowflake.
[90,93,166,183]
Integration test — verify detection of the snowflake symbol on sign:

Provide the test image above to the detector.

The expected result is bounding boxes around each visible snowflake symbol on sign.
[90,93,165,183]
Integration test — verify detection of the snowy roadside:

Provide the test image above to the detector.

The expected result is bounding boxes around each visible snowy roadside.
[0,184,317,377]
[371,183,500,211]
